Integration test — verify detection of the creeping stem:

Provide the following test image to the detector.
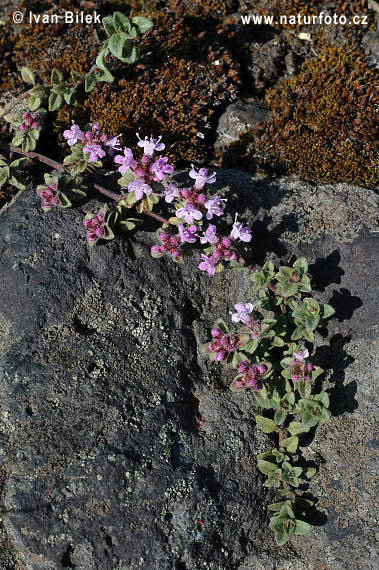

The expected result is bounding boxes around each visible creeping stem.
[0,142,171,225]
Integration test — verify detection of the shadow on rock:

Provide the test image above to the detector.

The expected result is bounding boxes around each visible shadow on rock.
[329,288,363,322]
[309,250,344,292]
[314,334,357,417]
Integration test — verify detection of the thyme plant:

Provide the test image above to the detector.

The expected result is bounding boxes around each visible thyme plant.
[0,12,337,547]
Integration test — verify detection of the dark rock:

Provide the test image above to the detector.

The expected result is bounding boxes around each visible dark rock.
[243,38,286,93]
[215,100,271,152]
[362,30,379,69]
[0,170,378,569]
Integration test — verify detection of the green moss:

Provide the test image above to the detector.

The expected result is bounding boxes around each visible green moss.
[225,43,378,188]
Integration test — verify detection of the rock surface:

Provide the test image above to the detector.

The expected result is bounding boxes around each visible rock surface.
[0,171,378,570]
[215,100,271,153]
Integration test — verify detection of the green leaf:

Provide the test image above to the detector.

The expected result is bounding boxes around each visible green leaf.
[291,325,305,341]
[281,436,298,453]
[28,95,41,111]
[304,314,320,332]
[282,391,296,406]
[85,73,98,93]
[242,338,258,354]
[21,66,35,85]
[59,192,72,208]
[305,467,317,479]
[268,501,287,512]
[255,416,277,434]
[321,303,335,319]
[50,68,63,85]
[29,84,48,98]
[294,519,312,535]
[120,218,142,230]
[11,134,24,147]
[71,70,83,82]
[254,390,274,409]
[274,409,287,425]
[293,257,308,273]
[63,87,76,105]
[102,15,116,37]
[298,381,312,399]
[52,83,68,96]
[96,68,114,83]
[288,421,310,436]
[257,459,277,475]
[299,275,312,292]
[118,41,138,64]
[8,174,26,190]
[279,503,295,518]
[272,336,285,347]
[113,11,131,33]
[96,48,110,72]
[109,33,122,58]
[10,158,29,169]
[131,16,154,34]
[303,328,315,343]
[0,168,9,186]
[264,470,282,488]
[314,392,329,408]
[257,450,274,461]
[48,92,63,111]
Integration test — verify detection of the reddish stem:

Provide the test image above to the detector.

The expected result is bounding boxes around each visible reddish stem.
[0,142,171,225]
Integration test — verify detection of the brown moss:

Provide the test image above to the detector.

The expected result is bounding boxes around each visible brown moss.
[13,14,101,80]
[101,0,165,17]
[168,0,237,18]
[55,14,240,164]
[225,43,378,187]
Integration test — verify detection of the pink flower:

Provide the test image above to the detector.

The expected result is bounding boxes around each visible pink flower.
[204,196,226,220]
[290,348,312,382]
[176,203,203,224]
[200,224,218,245]
[230,215,252,243]
[230,303,254,324]
[198,254,218,276]
[150,157,174,182]
[178,224,197,244]
[163,181,180,203]
[83,142,106,163]
[136,134,165,157]
[63,122,84,146]
[83,213,107,243]
[114,148,137,174]
[206,329,241,362]
[105,135,122,156]
[128,179,152,201]
[233,361,267,391]
[151,232,181,259]
[37,183,60,211]
[189,165,217,189]
[19,111,41,133]
[293,349,309,362]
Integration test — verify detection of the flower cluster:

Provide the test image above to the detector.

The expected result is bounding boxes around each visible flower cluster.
[151,231,181,259]
[206,327,242,362]
[63,122,122,162]
[148,158,252,274]
[37,183,60,211]
[83,212,107,243]
[290,349,313,383]
[114,134,174,201]
[230,302,262,338]
[232,360,267,391]
[19,111,40,132]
